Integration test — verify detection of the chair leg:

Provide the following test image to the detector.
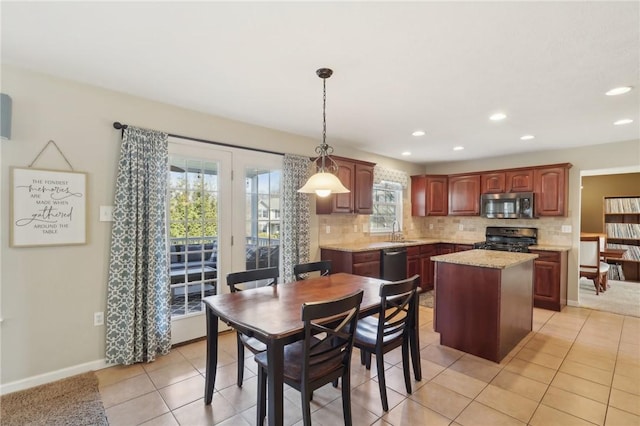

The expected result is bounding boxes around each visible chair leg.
[236,334,245,387]
[376,351,389,412]
[256,367,267,425]
[364,350,372,370]
[301,387,312,426]
[402,339,412,394]
[341,371,353,425]
[592,278,599,295]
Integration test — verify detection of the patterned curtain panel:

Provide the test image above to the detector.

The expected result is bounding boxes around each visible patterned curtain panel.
[281,154,311,283]
[106,126,170,365]
[373,165,409,188]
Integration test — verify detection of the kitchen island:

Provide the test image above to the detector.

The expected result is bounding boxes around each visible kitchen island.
[432,249,538,363]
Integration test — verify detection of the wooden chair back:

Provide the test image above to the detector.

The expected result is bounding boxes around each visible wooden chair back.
[293,260,332,281]
[226,267,279,293]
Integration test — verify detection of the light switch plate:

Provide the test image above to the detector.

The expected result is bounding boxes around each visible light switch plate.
[561,225,572,233]
[99,206,114,222]
[325,225,330,234]
[354,225,358,232]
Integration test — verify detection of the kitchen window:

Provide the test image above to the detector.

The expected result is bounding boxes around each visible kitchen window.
[370,181,403,233]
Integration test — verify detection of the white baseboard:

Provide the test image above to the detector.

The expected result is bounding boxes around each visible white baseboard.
[567,299,580,307]
[0,358,109,395]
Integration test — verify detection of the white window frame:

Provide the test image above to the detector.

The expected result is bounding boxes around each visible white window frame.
[370,181,403,234]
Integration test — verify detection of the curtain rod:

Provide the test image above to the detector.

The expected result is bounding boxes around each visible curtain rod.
[112,122,285,157]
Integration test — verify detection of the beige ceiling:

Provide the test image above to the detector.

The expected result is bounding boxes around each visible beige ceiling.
[1,1,638,164]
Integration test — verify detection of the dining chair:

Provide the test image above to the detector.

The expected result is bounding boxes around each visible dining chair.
[226,266,279,387]
[579,236,609,295]
[354,274,420,412]
[293,260,332,281]
[255,290,364,426]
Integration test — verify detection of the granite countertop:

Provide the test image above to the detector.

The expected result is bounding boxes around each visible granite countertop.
[319,239,441,252]
[431,249,538,269]
[529,244,571,252]
[319,238,571,253]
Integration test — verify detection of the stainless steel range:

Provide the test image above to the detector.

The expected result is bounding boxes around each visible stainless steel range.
[474,226,538,253]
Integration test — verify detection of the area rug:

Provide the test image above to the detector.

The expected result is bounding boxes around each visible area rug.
[579,278,640,317]
[0,371,108,426]
[419,290,434,308]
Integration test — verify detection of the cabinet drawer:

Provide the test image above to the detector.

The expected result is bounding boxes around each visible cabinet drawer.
[352,261,381,278]
[407,246,420,257]
[420,244,437,255]
[530,250,560,262]
[352,250,380,264]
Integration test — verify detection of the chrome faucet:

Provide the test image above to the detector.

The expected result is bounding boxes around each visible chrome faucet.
[390,220,403,242]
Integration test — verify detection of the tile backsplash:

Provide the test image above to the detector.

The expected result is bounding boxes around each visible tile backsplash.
[317,197,573,247]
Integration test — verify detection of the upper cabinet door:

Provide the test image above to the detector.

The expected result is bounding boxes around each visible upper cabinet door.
[534,165,570,216]
[506,169,534,192]
[481,172,506,194]
[354,163,374,214]
[426,176,448,215]
[411,175,426,216]
[448,174,480,215]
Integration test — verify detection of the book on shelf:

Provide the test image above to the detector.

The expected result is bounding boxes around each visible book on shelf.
[607,264,626,281]
[605,197,640,214]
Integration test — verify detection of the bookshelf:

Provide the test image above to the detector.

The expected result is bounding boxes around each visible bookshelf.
[604,196,640,282]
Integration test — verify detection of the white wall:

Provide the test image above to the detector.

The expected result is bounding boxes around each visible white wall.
[0,66,419,390]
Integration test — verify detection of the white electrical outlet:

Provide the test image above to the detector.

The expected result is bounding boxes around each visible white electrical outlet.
[362,223,368,233]
[325,225,330,234]
[410,223,414,230]
[561,225,572,233]
[458,224,464,231]
[429,224,434,230]
[354,225,358,232]
[94,311,104,326]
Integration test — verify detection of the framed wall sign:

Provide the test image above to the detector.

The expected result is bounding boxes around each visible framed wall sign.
[10,167,87,247]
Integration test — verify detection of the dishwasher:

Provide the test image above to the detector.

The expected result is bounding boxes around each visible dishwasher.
[381,247,408,281]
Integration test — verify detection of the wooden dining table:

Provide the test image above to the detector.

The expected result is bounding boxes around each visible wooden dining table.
[201,272,422,426]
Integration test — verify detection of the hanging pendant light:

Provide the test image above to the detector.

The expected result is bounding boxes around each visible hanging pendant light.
[298,68,350,198]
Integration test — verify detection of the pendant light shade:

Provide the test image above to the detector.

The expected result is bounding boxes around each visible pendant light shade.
[298,171,350,197]
[298,68,350,198]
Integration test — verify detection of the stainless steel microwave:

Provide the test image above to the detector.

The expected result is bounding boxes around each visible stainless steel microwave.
[480,192,535,219]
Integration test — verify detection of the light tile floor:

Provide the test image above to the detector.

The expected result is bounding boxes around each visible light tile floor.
[96,306,640,425]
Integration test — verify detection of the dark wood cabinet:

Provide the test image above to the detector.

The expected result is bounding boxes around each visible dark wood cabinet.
[534,164,570,216]
[530,249,567,311]
[448,174,481,215]
[411,175,448,216]
[454,244,474,252]
[481,172,506,194]
[320,248,381,279]
[316,157,375,215]
[438,243,455,255]
[506,169,534,192]
[419,244,437,291]
[407,244,437,291]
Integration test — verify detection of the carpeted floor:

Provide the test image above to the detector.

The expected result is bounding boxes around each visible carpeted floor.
[579,278,640,317]
[419,290,434,308]
[0,371,108,426]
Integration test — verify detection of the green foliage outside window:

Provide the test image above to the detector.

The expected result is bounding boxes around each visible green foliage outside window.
[169,177,218,240]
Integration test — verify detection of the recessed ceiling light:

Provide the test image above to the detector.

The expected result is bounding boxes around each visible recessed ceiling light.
[412,130,425,137]
[401,151,412,156]
[606,86,632,96]
[453,146,464,151]
[489,113,507,121]
[614,119,633,125]
[520,135,535,140]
